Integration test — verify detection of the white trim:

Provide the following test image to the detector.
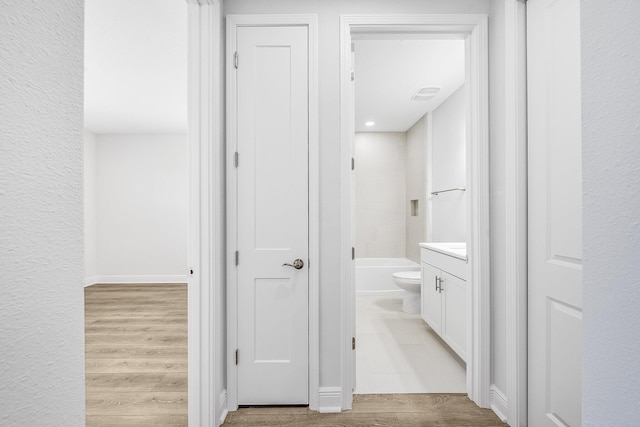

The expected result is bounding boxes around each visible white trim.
[318,387,343,413]
[340,14,491,410]
[186,1,224,426]
[490,385,509,423]
[225,14,320,412]
[218,390,228,425]
[504,1,528,426]
[84,275,188,286]
[466,14,492,409]
[339,17,355,410]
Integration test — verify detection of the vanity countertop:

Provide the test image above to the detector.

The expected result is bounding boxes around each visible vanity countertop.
[419,242,467,261]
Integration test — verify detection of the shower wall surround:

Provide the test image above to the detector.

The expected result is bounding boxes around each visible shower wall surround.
[406,115,427,263]
[355,132,407,258]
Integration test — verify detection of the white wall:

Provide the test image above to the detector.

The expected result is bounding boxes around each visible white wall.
[582,1,640,424]
[430,85,467,242]
[85,131,98,278]
[224,0,491,395]
[355,132,407,258]
[87,133,188,283]
[406,116,427,263]
[0,0,85,424]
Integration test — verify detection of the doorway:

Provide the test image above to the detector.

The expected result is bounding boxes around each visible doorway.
[352,37,467,394]
[340,15,490,409]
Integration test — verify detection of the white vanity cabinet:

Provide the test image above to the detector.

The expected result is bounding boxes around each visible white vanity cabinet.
[420,243,468,362]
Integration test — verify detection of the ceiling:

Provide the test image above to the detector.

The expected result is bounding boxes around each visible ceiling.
[84,0,187,134]
[354,38,465,132]
[84,5,463,135]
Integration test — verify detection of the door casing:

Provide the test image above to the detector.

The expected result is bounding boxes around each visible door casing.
[225,14,319,412]
[339,14,491,409]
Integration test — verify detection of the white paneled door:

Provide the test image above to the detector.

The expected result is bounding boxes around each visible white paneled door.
[234,25,309,405]
[528,0,583,425]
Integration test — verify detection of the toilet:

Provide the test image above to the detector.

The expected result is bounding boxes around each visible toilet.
[392,270,422,314]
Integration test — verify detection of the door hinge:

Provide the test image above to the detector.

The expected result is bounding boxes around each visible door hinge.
[235,349,238,365]
[351,157,355,171]
[350,69,355,81]
[352,247,355,260]
[235,251,239,266]
[234,151,239,168]
[352,337,356,350]
[234,51,238,69]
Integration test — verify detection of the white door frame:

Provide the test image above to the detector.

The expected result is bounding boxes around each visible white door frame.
[225,14,319,412]
[339,14,491,409]
[186,1,225,426]
[502,2,528,426]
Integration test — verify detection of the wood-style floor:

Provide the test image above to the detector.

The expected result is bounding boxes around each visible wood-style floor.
[223,394,506,426]
[85,284,188,427]
[85,284,505,427]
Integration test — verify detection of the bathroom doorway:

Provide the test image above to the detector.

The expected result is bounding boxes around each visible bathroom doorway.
[352,36,467,394]
[340,15,490,409]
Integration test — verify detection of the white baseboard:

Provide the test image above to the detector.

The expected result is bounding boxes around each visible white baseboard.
[84,275,188,287]
[218,390,228,427]
[490,384,509,423]
[355,290,403,296]
[318,387,343,413]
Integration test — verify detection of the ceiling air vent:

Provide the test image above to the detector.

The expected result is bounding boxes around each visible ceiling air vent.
[411,86,440,101]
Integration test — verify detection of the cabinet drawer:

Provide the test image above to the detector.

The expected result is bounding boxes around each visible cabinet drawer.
[420,247,468,281]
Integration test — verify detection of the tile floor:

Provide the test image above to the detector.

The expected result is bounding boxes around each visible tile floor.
[354,294,466,394]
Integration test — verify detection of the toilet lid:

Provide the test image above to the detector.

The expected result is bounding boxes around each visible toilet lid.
[393,271,421,281]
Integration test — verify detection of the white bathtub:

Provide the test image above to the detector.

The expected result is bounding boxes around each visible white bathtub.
[355,258,421,295]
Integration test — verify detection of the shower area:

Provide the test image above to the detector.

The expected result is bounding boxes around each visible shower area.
[354,129,424,294]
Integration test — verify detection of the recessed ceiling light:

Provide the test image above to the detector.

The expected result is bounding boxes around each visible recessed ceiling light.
[365,121,375,127]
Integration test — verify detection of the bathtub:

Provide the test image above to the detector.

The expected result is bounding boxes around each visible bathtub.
[355,258,421,295]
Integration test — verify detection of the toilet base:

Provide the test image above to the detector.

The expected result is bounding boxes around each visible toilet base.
[402,290,421,314]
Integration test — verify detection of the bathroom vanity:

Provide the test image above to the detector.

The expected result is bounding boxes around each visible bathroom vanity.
[419,242,468,362]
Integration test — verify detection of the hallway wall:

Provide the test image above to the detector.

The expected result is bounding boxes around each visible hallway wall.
[84,132,188,284]
[0,0,85,424]
[582,0,640,424]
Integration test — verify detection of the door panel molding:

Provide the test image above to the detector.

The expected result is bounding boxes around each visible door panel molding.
[225,13,319,412]
[340,14,490,410]
[527,0,583,425]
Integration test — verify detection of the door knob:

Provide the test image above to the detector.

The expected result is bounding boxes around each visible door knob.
[282,259,304,270]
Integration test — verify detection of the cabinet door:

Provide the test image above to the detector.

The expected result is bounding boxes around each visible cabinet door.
[441,271,467,361]
[421,263,442,335]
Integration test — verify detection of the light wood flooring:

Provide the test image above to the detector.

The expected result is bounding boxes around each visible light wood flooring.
[223,394,507,426]
[85,284,188,427]
[85,284,505,427]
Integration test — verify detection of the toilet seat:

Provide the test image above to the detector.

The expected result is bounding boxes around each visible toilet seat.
[392,271,421,283]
